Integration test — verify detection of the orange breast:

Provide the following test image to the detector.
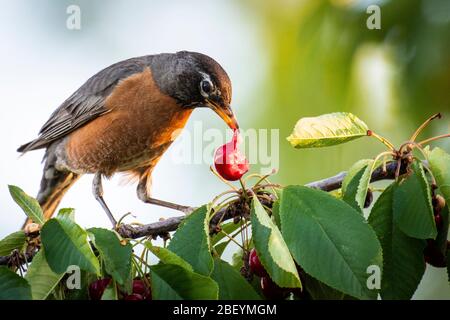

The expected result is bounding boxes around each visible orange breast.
[65,67,192,176]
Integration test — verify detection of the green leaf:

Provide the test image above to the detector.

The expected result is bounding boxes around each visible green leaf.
[272,199,281,228]
[393,161,437,239]
[213,241,230,257]
[0,231,26,256]
[41,212,100,275]
[342,159,371,195]
[251,196,301,288]
[212,221,244,257]
[342,159,379,211]
[88,228,132,285]
[211,258,261,300]
[300,272,355,300]
[65,270,94,300]
[368,183,426,300]
[151,264,218,300]
[231,247,245,271]
[144,242,193,272]
[25,249,65,300]
[211,221,242,246]
[168,205,213,276]
[57,208,75,220]
[287,112,369,148]
[280,186,382,299]
[101,280,118,300]
[0,266,32,300]
[8,185,45,225]
[428,147,450,203]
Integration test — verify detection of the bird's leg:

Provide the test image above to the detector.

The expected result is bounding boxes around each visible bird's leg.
[92,173,117,227]
[136,175,195,215]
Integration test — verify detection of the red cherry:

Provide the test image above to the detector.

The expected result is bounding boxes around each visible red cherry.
[124,293,144,301]
[249,249,267,277]
[89,278,111,300]
[132,279,151,299]
[435,213,443,231]
[260,277,288,300]
[424,240,447,268]
[364,188,373,208]
[214,130,249,181]
[132,280,145,294]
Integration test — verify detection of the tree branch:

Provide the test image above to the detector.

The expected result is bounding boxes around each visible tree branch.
[117,161,401,239]
[0,160,403,266]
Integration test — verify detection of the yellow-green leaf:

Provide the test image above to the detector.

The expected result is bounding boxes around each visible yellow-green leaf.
[41,212,100,275]
[428,147,450,203]
[287,112,369,148]
[0,231,26,256]
[251,196,301,289]
[25,249,65,300]
[8,185,45,225]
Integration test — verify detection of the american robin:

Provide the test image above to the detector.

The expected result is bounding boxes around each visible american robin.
[18,51,239,228]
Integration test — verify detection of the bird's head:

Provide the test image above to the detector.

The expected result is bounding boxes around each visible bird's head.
[151,51,239,130]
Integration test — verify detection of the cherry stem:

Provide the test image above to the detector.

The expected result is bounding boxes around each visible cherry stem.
[418,134,450,147]
[220,229,245,250]
[239,178,249,202]
[243,217,249,249]
[117,212,134,226]
[252,173,273,189]
[395,158,402,180]
[209,166,239,191]
[217,223,248,251]
[410,113,442,142]
[243,173,269,183]
[368,130,396,151]
[132,255,146,280]
[211,200,235,226]
[407,141,431,160]
[251,176,280,200]
[372,151,395,174]
[211,190,239,206]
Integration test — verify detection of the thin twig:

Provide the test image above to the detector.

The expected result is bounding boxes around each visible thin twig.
[0,160,413,265]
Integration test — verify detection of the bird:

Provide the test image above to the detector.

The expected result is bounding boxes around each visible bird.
[18,51,239,228]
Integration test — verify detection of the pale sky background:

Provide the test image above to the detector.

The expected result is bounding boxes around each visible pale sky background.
[0,0,266,236]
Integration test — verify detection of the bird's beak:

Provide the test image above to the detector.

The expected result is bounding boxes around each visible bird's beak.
[207,102,239,130]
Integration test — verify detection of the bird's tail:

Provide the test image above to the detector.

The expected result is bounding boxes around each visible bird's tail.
[22,146,80,229]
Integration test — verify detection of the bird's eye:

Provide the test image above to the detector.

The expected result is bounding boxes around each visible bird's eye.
[200,79,213,97]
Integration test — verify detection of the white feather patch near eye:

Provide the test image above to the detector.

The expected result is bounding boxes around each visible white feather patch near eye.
[199,72,214,98]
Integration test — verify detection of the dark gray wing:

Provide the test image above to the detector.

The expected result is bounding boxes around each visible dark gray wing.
[18,56,153,153]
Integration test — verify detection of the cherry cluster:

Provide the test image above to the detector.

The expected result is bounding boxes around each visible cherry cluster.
[424,190,449,268]
[248,249,304,300]
[88,278,151,300]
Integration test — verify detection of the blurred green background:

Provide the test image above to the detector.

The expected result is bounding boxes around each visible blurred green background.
[246,0,450,185]
[249,0,450,299]
[0,0,449,299]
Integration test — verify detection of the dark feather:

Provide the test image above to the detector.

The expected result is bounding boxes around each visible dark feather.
[18,56,153,153]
